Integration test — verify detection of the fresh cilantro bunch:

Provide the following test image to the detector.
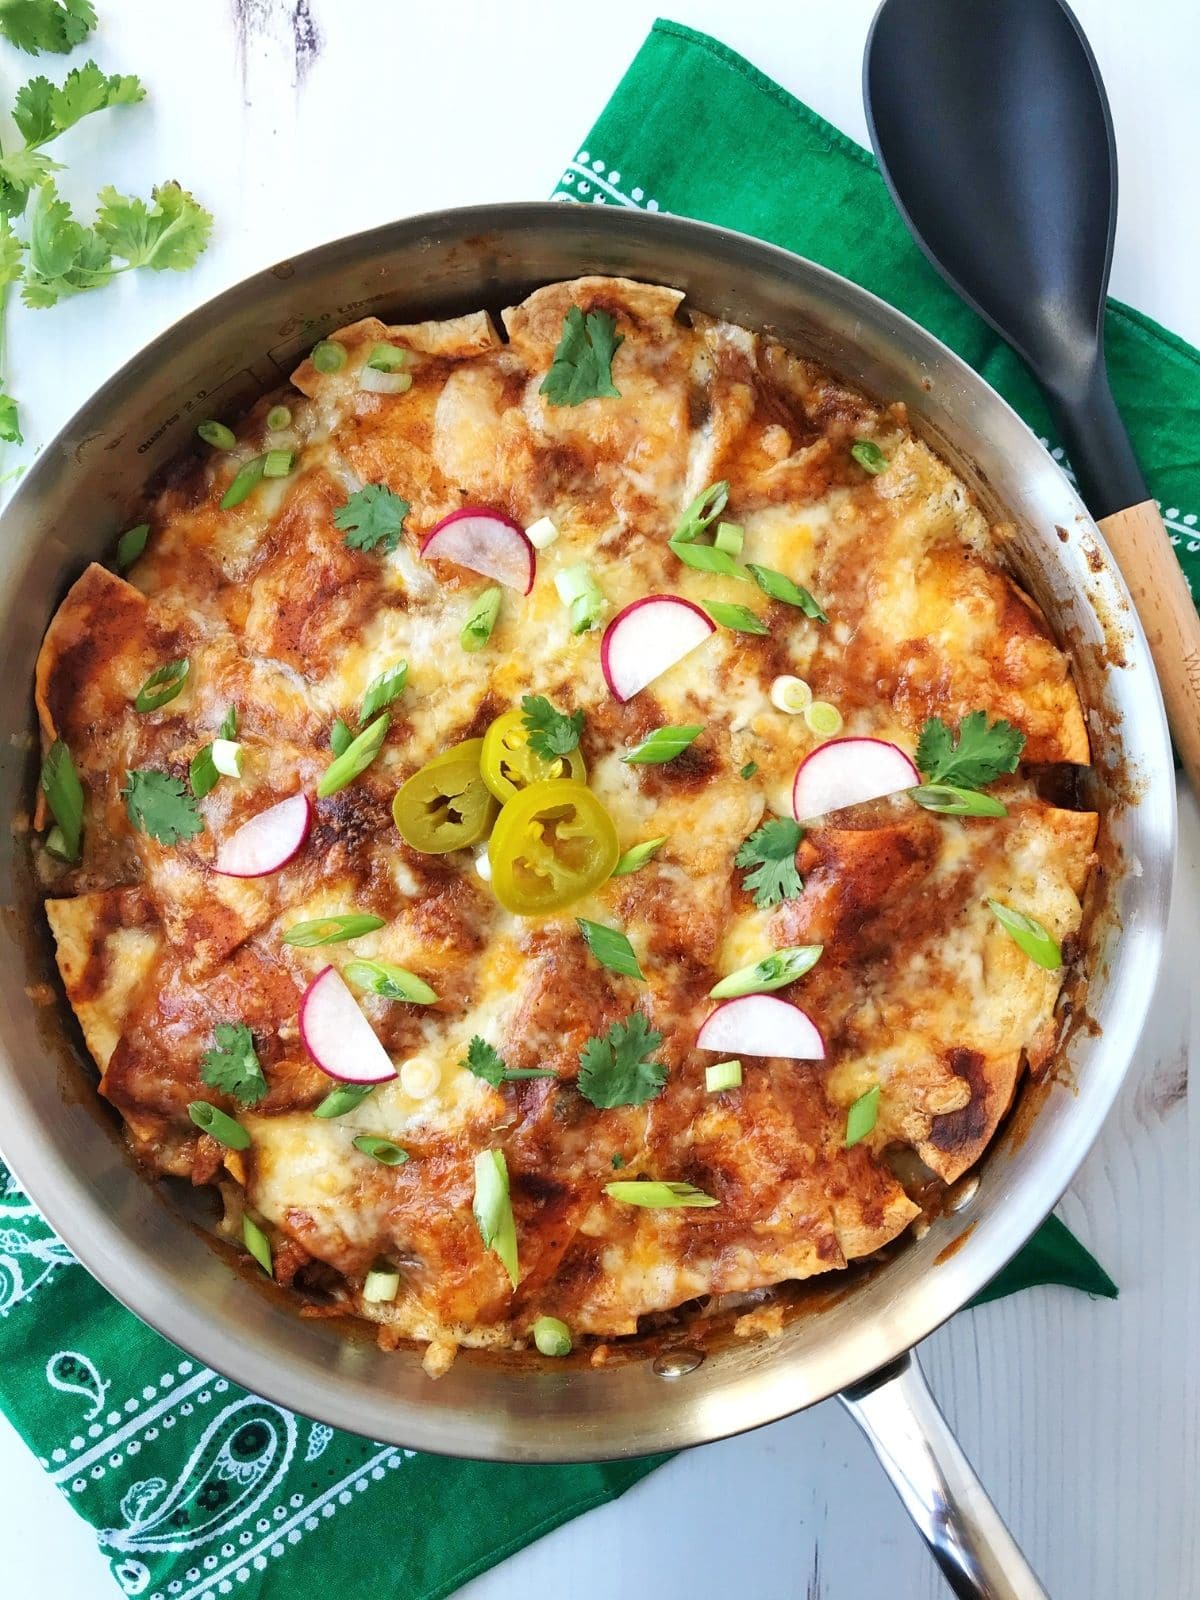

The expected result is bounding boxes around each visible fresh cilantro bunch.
[0,43,213,446]
[916,712,1026,789]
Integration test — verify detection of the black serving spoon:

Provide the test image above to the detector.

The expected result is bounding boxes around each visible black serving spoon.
[865,0,1200,790]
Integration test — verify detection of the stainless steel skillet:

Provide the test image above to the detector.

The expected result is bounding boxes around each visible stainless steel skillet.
[0,203,1174,1598]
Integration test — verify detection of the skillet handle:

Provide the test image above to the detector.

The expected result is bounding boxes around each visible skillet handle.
[839,1351,1049,1600]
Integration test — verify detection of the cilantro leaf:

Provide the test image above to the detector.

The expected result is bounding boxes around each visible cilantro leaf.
[461,1035,556,1086]
[200,1021,267,1107]
[735,816,804,908]
[121,768,204,846]
[578,1013,666,1109]
[0,394,22,445]
[539,305,623,406]
[0,146,61,216]
[520,693,584,762]
[14,63,144,148]
[21,180,112,307]
[333,484,408,553]
[915,711,1026,790]
[0,0,97,57]
[95,181,212,272]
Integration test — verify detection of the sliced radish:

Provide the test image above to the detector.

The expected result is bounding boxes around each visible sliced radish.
[213,792,312,878]
[791,737,919,822]
[299,965,397,1084]
[696,995,825,1060]
[600,595,716,702]
[421,507,534,594]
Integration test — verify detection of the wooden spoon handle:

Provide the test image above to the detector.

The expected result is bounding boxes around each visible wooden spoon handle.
[1097,498,1200,790]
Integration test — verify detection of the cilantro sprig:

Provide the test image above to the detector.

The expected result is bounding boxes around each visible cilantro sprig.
[735,816,804,908]
[520,694,584,762]
[539,305,623,406]
[578,1013,666,1109]
[333,484,409,553]
[200,1022,267,1108]
[461,1036,556,1087]
[915,712,1025,790]
[0,48,211,445]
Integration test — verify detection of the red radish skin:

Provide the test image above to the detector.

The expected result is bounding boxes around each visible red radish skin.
[299,966,398,1084]
[600,594,716,702]
[792,737,920,823]
[696,995,825,1060]
[421,507,535,594]
[213,792,312,878]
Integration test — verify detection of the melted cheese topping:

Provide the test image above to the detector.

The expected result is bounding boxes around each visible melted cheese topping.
[37,276,1096,1357]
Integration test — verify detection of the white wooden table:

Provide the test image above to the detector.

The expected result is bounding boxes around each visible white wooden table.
[1,2,1196,1595]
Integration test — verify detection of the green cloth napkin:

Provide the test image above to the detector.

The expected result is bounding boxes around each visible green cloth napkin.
[4,17,1175,1600]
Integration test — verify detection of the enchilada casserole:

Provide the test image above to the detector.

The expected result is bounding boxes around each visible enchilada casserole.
[34,276,1096,1369]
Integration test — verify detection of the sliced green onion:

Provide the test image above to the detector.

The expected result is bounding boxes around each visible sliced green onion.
[851,439,887,475]
[714,521,744,555]
[461,586,502,652]
[211,739,243,779]
[362,1266,401,1302]
[739,761,759,780]
[262,448,295,479]
[532,1315,572,1357]
[710,944,823,999]
[668,537,746,580]
[672,481,728,545]
[746,564,828,621]
[987,899,1062,969]
[343,958,437,1005]
[189,743,219,800]
[219,705,239,740]
[704,599,769,635]
[705,1059,743,1093]
[115,522,150,572]
[311,340,347,374]
[317,712,390,798]
[283,913,386,947]
[242,1214,273,1275]
[352,1134,409,1166]
[473,1148,519,1288]
[188,1100,250,1150]
[554,562,605,634]
[845,1085,881,1147]
[525,516,559,550]
[360,661,408,721]
[44,825,70,861]
[313,1082,377,1119]
[329,717,353,756]
[265,404,292,431]
[197,420,236,450]
[40,739,84,863]
[576,918,644,981]
[770,675,813,714]
[621,725,703,765]
[804,701,843,736]
[604,1180,718,1209]
[611,837,667,877]
[133,658,189,713]
[367,342,409,372]
[359,367,413,396]
[911,784,1008,818]
[221,454,267,510]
